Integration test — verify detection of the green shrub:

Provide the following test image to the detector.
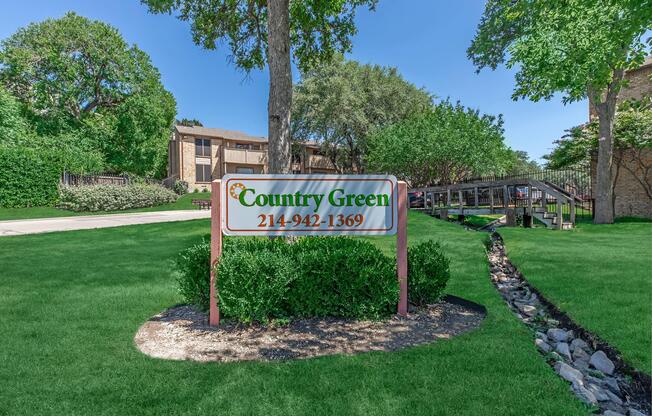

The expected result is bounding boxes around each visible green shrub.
[58,183,177,211]
[0,146,61,208]
[407,240,450,305]
[288,237,398,319]
[173,180,189,195]
[218,238,295,323]
[174,236,400,323]
[175,239,211,309]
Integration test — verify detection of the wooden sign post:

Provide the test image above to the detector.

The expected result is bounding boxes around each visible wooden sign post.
[209,175,408,326]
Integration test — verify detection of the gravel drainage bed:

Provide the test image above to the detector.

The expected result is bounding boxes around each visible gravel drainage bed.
[135,295,485,362]
[488,232,650,416]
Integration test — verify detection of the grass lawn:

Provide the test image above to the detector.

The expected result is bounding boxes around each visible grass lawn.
[0,192,211,221]
[0,212,586,415]
[458,214,504,228]
[500,221,652,373]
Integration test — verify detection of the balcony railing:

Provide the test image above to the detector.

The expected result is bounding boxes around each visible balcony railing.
[307,154,336,170]
[223,148,266,165]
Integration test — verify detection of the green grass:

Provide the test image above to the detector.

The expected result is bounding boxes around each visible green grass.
[500,222,652,373]
[460,214,504,228]
[0,212,586,415]
[0,192,211,221]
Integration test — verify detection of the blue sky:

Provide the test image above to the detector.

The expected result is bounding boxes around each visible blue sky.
[0,0,590,162]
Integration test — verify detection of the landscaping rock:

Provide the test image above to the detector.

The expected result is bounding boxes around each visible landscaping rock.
[555,362,584,385]
[590,351,615,375]
[535,338,552,353]
[572,346,590,363]
[570,338,589,352]
[555,342,572,361]
[547,328,569,343]
[603,377,621,394]
[535,331,548,341]
[586,383,610,401]
[485,235,642,416]
[518,304,537,316]
[571,382,597,406]
[605,390,623,406]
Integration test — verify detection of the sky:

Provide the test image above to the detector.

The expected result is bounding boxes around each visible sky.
[0,0,590,163]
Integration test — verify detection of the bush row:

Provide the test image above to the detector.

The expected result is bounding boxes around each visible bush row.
[176,236,450,323]
[58,183,178,212]
[0,146,61,208]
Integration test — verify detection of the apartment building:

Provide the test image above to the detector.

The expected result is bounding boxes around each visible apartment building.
[166,125,337,190]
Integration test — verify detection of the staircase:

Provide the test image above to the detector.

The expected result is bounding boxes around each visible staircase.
[532,207,574,230]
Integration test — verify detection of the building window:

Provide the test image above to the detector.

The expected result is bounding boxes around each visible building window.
[195,138,211,157]
[235,143,251,150]
[235,167,254,174]
[196,164,212,182]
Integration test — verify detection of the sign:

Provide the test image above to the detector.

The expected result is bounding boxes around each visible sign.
[221,174,398,236]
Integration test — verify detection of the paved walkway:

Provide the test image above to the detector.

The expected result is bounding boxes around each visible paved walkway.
[0,210,211,236]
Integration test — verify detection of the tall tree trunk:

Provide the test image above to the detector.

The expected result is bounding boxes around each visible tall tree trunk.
[592,69,623,224]
[266,0,292,174]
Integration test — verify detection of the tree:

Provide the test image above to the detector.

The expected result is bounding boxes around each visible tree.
[506,150,540,174]
[292,55,433,172]
[176,118,203,127]
[0,86,29,146]
[142,0,377,173]
[0,12,176,177]
[367,101,512,187]
[468,0,652,223]
[545,98,652,203]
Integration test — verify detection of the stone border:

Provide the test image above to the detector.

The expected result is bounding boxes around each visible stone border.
[488,233,650,416]
[134,296,486,363]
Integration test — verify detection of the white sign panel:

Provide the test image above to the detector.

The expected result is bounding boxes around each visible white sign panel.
[221,174,398,236]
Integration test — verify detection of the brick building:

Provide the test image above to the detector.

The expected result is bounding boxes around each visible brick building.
[590,56,652,219]
[166,125,337,191]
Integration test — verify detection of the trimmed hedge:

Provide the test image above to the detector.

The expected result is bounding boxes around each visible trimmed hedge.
[58,183,178,211]
[0,146,61,208]
[176,237,400,323]
[407,240,450,305]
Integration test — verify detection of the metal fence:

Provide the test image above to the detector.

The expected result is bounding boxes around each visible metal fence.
[61,172,161,187]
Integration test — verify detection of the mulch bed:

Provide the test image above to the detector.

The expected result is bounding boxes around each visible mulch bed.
[134,296,486,362]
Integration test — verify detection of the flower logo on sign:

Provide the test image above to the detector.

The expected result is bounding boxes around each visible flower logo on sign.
[229,183,246,200]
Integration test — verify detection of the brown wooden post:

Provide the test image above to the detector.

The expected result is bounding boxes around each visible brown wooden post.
[447,189,451,206]
[489,187,494,213]
[503,185,509,208]
[527,184,533,215]
[557,200,563,230]
[474,186,479,208]
[209,180,223,326]
[570,197,576,226]
[541,191,547,211]
[431,193,437,216]
[458,190,464,214]
[505,208,516,226]
[397,182,408,316]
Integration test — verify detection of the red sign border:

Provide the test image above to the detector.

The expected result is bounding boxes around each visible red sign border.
[223,176,396,233]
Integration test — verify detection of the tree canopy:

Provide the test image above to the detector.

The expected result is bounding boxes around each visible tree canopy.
[468,0,651,104]
[292,55,433,172]
[366,101,512,187]
[545,98,652,169]
[142,0,376,73]
[143,0,377,173]
[467,0,652,223]
[0,12,176,177]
